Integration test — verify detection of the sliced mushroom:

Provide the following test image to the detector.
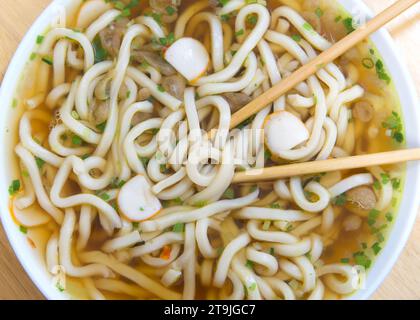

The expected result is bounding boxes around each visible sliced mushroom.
[162,75,186,100]
[150,0,181,23]
[302,11,322,34]
[223,92,252,113]
[95,76,112,101]
[99,18,129,58]
[150,0,181,13]
[132,112,153,127]
[164,37,210,82]
[264,111,309,156]
[346,186,377,211]
[209,0,220,8]
[117,175,162,221]
[353,101,374,123]
[90,100,110,125]
[138,88,151,101]
[131,50,176,76]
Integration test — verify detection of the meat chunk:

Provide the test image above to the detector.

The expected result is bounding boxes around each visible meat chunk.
[162,75,186,100]
[99,18,129,58]
[346,186,377,211]
[223,93,252,113]
[90,101,109,125]
[353,101,374,122]
[131,50,176,76]
[150,0,181,12]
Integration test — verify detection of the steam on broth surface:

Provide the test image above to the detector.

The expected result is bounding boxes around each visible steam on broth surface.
[6,0,405,300]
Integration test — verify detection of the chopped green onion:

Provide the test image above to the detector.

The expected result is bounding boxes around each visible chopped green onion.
[247,15,257,26]
[235,29,244,37]
[291,34,301,42]
[382,111,403,143]
[126,0,139,9]
[165,6,176,15]
[362,57,374,69]
[262,220,271,230]
[96,121,107,133]
[245,260,254,269]
[222,187,235,199]
[139,157,150,167]
[343,17,356,34]
[19,225,28,234]
[172,223,185,233]
[35,157,46,169]
[380,173,390,184]
[315,7,324,18]
[377,232,385,243]
[114,1,126,10]
[375,59,391,84]
[71,135,83,146]
[332,194,346,206]
[36,35,44,44]
[302,22,314,32]
[98,192,110,201]
[371,242,382,255]
[56,282,65,292]
[221,14,232,22]
[368,209,380,226]
[373,180,382,190]
[391,178,401,190]
[8,180,21,196]
[353,251,371,269]
[150,12,162,25]
[248,282,257,291]
[42,56,53,65]
[110,178,126,189]
[167,32,175,45]
[93,36,108,64]
[173,197,183,205]
[194,200,208,208]
[264,149,272,161]
[71,110,80,120]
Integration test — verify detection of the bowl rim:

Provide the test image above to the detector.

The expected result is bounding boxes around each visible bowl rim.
[0,0,419,300]
[339,0,420,299]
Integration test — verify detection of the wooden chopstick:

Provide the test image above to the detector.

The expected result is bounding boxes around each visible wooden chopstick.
[232,148,420,183]
[229,0,419,129]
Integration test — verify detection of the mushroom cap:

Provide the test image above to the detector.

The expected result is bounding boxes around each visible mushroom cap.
[117,175,162,221]
[264,111,310,156]
[164,37,209,82]
[346,186,377,211]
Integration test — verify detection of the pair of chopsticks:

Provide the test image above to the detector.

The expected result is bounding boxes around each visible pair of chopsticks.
[230,0,419,184]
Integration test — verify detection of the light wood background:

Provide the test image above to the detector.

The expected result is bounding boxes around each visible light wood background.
[0,0,419,300]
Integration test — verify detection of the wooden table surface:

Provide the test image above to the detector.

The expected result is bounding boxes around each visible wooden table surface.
[0,0,419,300]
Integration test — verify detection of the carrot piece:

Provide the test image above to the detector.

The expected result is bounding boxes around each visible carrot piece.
[160,245,171,260]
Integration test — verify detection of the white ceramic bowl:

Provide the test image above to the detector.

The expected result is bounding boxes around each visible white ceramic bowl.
[0,0,418,300]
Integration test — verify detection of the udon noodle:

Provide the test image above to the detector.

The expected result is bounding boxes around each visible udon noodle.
[7,0,405,300]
